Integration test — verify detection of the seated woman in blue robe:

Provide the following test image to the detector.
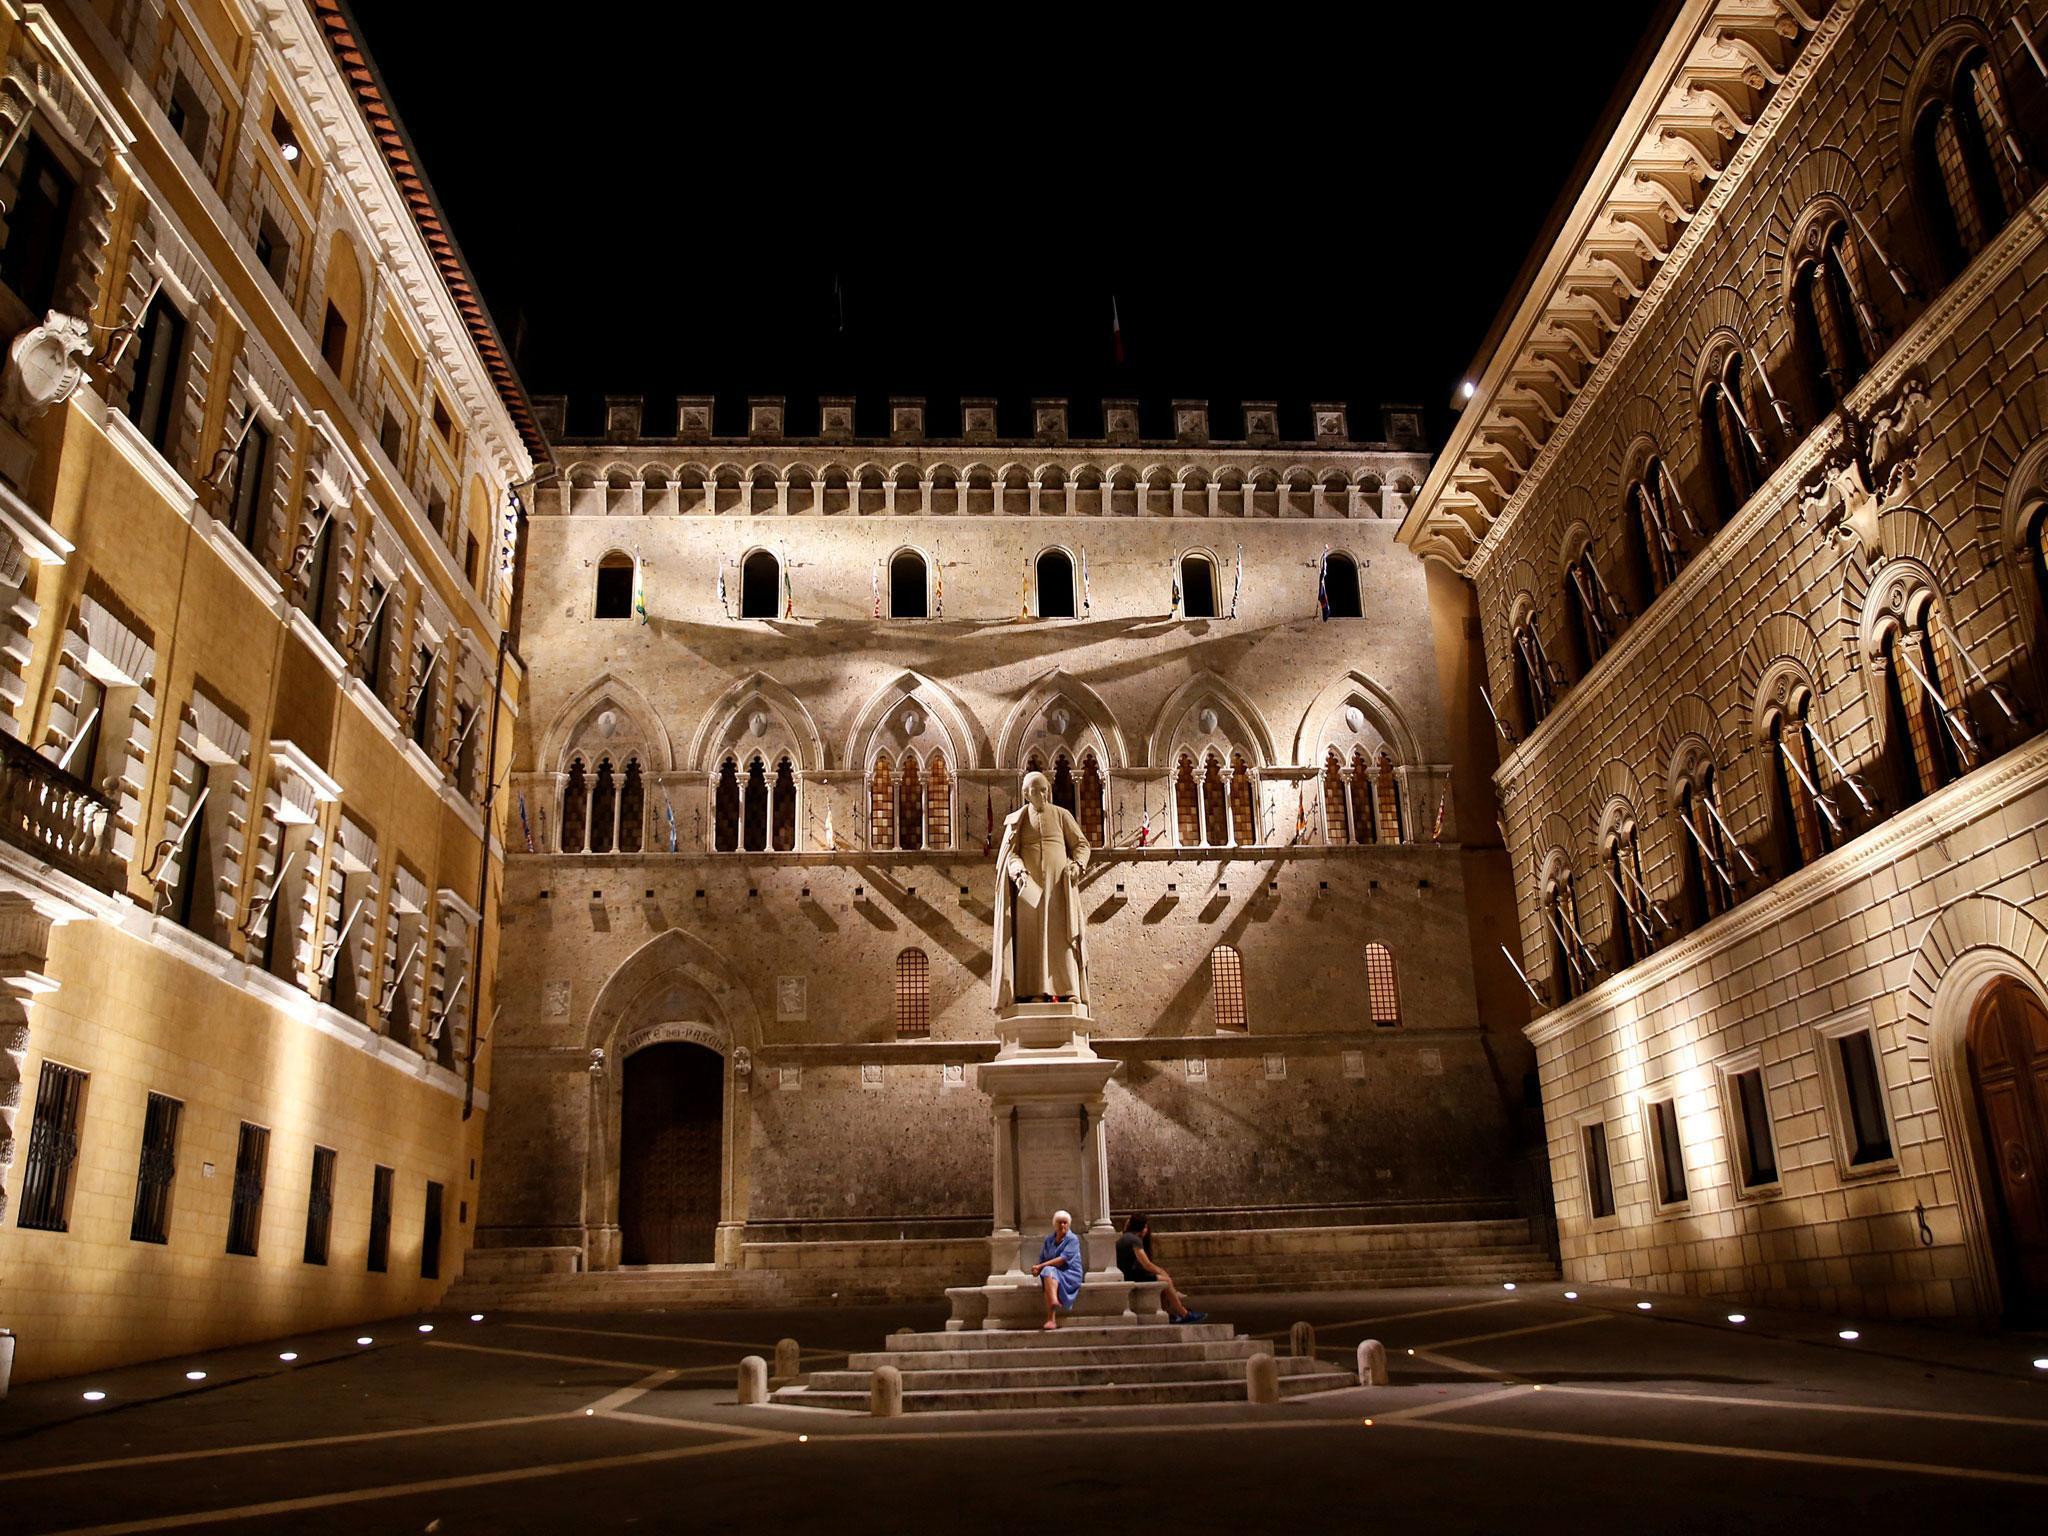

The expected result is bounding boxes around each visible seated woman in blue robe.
[1031,1210,1084,1330]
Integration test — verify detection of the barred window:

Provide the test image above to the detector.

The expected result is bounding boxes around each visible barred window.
[1210,945,1247,1033]
[1703,352,1763,520]
[868,753,896,849]
[925,755,951,850]
[1365,943,1400,1026]
[1174,753,1200,846]
[1374,751,1403,843]
[1323,749,1351,844]
[1349,746,1375,844]
[1076,755,1104,846]
[421,1179,445,1280]
[129,1091,182,1244]
[1229,752,1256,846]
[304,1144,336,1265]
[17,1061,87,1232]
[894,947,930,1039]
[897,751,925,852]
[368,1164,394,1273]
[225,1122,270,1257]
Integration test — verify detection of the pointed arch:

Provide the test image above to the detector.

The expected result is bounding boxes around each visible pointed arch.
[685,670,827,772]
[1292,668,1422,766]
[844,669,991,773]
[582,926,764,1055]
[1146,670,1277,768]
[542,671,675,775]
[996,669,1131,769]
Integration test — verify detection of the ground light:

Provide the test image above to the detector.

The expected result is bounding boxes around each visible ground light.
[356,1336,372,1346]
[1728,1314,1747,1324]
[470,1314,484,1322]
[1563,1291,1578,1300]
[1502,1282,1516,1291]
[417,1324,434,1333]
[82,1391,106,1402]
[1838,1329,1860,1341]
[279,1352,298,1362]
[1636,1302,1652,1311]
[184,1371,206,1381]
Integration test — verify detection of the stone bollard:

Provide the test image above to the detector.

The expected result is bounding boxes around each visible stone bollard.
[1357,1338,1389,1386]
[773,1337,801,1384]
[736,1355,768,1405]
[871,1364,904,1417]
[1289,1321,1317,1359]
[0,1329,13,1401]
[1245,1351,1280,1405]
[893,1326,914,1337]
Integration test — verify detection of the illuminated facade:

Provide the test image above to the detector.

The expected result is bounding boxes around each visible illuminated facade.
[1404,0,2048,1321]
[0,0,539,1382]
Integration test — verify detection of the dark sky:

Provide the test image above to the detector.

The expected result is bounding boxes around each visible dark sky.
[346,5,1669,445]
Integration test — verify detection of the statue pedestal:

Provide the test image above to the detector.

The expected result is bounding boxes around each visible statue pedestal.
[945,1001,1165,1331]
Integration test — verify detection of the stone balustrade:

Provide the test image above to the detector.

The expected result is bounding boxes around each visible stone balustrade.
[0,731,123,893]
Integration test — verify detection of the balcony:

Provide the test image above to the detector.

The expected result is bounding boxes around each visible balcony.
[0,730,124,894]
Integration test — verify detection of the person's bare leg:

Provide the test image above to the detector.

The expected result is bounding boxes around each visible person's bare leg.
[1041,1271,1060,1329]
[1162,1281,1190,1317]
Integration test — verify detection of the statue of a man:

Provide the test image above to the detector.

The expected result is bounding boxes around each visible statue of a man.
[992,770,1091,1010]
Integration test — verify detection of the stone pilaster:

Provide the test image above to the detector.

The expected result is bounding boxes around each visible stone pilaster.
[0,895,59,1228]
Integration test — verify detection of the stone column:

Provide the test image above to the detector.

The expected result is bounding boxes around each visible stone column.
[1207,482,1221,517]
[774,478,789,516]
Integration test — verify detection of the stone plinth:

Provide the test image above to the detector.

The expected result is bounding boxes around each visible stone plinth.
[946,1000,1158,1330]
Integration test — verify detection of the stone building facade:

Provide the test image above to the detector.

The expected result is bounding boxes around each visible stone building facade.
[476,396,1544,1285]
[0,1,539,1382]
[1403,0,2048,1322]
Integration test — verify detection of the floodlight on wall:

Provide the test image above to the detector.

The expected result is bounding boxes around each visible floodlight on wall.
[1460,381,1476,400]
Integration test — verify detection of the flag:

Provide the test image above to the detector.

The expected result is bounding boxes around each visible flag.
[1111,294,1125,366]
[1081,548,1091,616]
[1316,548,1330,622]
[1232,544,1243,618]
[1170,562,1180,615]
[716,564,727,618]
[1136,799,1151,848]
[823,802,834,851]
[935,554,943,618]
[516,791,534,853]
[665,798,678,853]
[872,558,881,619]
[1432,794,1446,844]
[984,783,995,856]
[783,551,794,619]
[1019,556,1030,618]
[633,550,648,623]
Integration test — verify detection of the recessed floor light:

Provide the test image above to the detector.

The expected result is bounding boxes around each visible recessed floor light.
[1563,1291,1578,1300]
[1636,1302,1652,1311]
[1727,1314,1747,1324]
[356,1336,372,1346]
[2034,1358,2048,1370]
[1838,1329,1860,1341]
[470,1314,484,1323]
[417,1324,434,1333]
[82,1390,106,1402]
[184,1370,206,1381]
[279,1352,298,1362]
[1502,1282,1516,1291]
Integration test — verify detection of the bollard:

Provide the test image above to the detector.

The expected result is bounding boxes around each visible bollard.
[893,1326,914,1337]
[1245,1351,1280,1405]
[1357,1338,1389,1386]
[773,1337,801,1383]
[871,1364,904,1417]
[1289,1321,1317,1359]
[737,1354,768,1406]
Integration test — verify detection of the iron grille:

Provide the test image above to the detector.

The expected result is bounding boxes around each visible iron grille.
[1365,944,1401,1026]
[128,1091,182,1244]
[225,1122,269,1256]
[894,948,930,1039]
[17,1061,86,1231]
[304,1145,336,1265]
[1210,946,1247,1033]
[368,1164,393,1273]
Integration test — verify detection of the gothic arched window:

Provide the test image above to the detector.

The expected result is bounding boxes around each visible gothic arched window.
[1174,753,1200,846]
[897,750,925,852]
[1210,944,1247,1032]
[1076,753,1104,846]
[1625,461,1685,607]
[1323,748,1351,844]
[1676,767,1734,929]
[1201,751,1229,847]
[770,757,796,852]
[1767,695,1831,877]
[1543,871,1586,1004]
[1563,542,1615,672]
[926,754,951,849]
[742,756,768,852]
[1373,750,1403,843]
[560,757,587,853]
[1229,751,1256,846]
[740,549,780,619]
[589,758,616,854]
[713,755,740,852]
[1036,549,1076,619]
[1915,48,2029,283]
[1603,818,1654,970]
[1882,605,1971,807]
[1051,753,1076,816]
[617,758,644,854]
[868,753,896,849]
[1511,614,1556,734]
[1324,552,1363,618]
[1349,746,1375,845]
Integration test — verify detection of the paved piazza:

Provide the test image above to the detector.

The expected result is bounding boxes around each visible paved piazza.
[3,1286,2043,1534]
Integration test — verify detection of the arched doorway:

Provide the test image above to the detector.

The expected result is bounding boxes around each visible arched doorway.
[1967,978,2048,1321]
[618,1042,724,1264]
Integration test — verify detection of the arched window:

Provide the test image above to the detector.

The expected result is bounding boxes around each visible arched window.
[1603,819,1655,970]
[1323,749,1351,844]
[740,549,780,619]
[1051,752,1076,816]
[1677,767,1734,929]
[1229,751,1256,846]
[1543,871,1587,1004]
[1076,753,1104,845]
[617,758,644,854]
[1180,553,1218,619]
[1882,605,1971,807]
[1511,614,1556,733]
[1625,461,1686,607]
[1767,695,1832,878]
[1174,753,1201,846]
[1036,549,1076,618]
[594,551,634,619]
[1915,48,2029,283]
[889,550,929,618]
[1562,543,1615,672]
[1794,222,1874,416]
[2026,502,2048,661]
[1201,751,1229,847]
[897,750,925,852]
[770,757,797,851]
[713,756,740,852]
[926,754,951,849]
[1374,751,1403,843]
[741,757,768,852]
[894,947,930,1039]
[589,758,617,854]
[1702,351,1765,520]
[1324,552,1362,618]
[1365,943,1400,1026]
[1349,746,1375,845]
[560,757,587,853]
[1210,944,1247,1032]
[868,753,896,848]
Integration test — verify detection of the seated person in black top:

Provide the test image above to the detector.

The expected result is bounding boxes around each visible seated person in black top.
[1115,1213,1205,1325]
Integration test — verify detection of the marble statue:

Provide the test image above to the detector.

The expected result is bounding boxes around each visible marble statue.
[992,770,1091,1009]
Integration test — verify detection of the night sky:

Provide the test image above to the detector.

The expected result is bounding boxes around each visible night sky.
[346,4,1671,445]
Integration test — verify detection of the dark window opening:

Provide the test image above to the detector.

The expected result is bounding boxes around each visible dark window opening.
[227,417,272,553]
[1649,1098,1688,1206]
[1324,553,1362,618]
[0,133,77,317]
[225,1121,270,1256]
[1732,1068,1778,1188]
[1582,1121,1616,1219]
[742,757,768,852]
[713,756,739,852]
[320,301,348,375]
[1180,556,1217,619]
[368,1164,394,1273]
[166,72,209,161]
[129,1091,181,1245]
[421,1180,444,1280]
[254,211,290,284]
[380,410,405,464]
[304,1145,336,1264]
[770,758,796,851]
[127,297,188,455]
[741,549,779,618]
[889,551,928,618]
[1838,1032,1894,1165]
[1036,550,1075,618]
[594,554,634,618]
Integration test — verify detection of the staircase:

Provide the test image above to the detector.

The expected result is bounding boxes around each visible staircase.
[444,1258,791,1313]
[1159,1217,1556,1293]
[771,1321,1354,1413]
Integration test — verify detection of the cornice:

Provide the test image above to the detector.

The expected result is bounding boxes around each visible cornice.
[1522,731,2048,1049]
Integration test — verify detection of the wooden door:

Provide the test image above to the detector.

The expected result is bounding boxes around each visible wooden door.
[1967,980,2048,1319]
[618,1043,724,1265]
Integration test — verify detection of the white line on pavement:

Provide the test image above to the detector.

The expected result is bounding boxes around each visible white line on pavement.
[1544,1382,2048,1430]
[425,1339,661,1371]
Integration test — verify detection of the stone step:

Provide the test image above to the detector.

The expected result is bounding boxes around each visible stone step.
[772,1362,1352,1414]
[883,1323,1236,1351]
[848,1339,1258,1372]
[805,1356,1329,1393]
